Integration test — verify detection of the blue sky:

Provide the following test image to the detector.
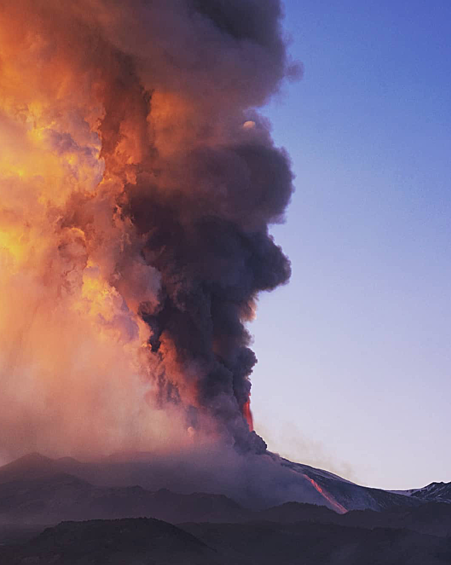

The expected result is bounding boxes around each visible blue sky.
[251,0,451,489]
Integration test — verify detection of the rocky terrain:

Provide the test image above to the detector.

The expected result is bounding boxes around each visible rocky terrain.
[1,516,451,565]
[1,453,450,564]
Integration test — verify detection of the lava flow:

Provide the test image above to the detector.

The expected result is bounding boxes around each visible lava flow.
[242,399,254,432]
[303,475,348,514]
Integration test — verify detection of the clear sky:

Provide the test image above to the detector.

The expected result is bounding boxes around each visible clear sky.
[251,0,451,490]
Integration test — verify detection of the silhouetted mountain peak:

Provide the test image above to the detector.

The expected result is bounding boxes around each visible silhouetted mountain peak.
[4,452,53,469]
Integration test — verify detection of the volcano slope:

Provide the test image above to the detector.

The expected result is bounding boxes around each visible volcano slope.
[0,452,449,517]
[1,454,451,564]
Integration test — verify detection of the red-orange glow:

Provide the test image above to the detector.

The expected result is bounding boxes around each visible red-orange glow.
[0,0,205,459]
[303,474,347,514]
[243,399,254,432]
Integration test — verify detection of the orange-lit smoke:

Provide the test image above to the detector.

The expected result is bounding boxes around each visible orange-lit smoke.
[0,0,294,461]
[0,0,188,460]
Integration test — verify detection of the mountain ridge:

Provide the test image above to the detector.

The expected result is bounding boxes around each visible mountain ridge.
[0,452,449,518]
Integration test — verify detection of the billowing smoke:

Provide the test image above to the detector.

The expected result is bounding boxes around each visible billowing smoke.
[0,0,297,461]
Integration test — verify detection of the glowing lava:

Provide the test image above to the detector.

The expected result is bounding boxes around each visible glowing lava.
[303,475,347,514]
[242,399,254,432]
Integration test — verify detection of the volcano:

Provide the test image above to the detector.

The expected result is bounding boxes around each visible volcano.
[0,452,449,523]
[0,453,451,564]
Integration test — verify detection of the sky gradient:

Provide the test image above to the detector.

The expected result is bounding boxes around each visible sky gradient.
[252,0,451,489]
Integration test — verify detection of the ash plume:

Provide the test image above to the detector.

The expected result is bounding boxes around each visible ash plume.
[0,0,297,460]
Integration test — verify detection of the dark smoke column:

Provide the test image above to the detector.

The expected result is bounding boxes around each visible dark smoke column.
[107,0,297,452]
